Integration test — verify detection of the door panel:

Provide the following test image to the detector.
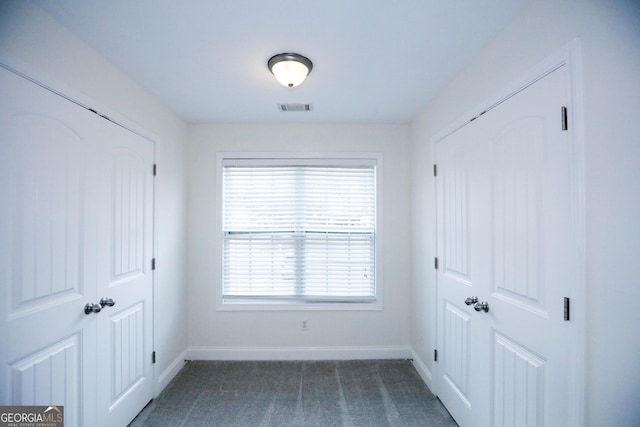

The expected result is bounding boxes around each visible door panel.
[8,114,84,311]
[435,65,574,426]
[435,118,491,426]
[10,334,81,426]
[486,66,572,426]
[110,303,145,397]
[442,163,470,280]
[95,117,154,427]
[111,148,147,281]
[442,302,471,405]
[0,66,99,427]
[492,118,544,306]
[493,332,545,427]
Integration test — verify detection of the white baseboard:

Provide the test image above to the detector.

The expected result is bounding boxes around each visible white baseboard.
[155,348,188,397]
[186,345,413,361]
[410,349,434,393]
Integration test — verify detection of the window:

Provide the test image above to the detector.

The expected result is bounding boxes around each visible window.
[219,154,381,308]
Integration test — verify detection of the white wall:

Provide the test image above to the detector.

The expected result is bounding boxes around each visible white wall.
[0,1,190,393]
[409,0,640,425]
[188,124,412,358]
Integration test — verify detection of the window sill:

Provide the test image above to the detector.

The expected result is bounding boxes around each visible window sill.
[216,299,383,312]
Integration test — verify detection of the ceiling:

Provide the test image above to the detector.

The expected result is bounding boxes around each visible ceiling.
[34,0,534,124]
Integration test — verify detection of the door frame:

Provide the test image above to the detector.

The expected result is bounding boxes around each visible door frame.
[0,55,160,397]
[430,39,585,427]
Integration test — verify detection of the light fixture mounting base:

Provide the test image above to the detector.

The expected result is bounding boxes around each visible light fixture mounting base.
[267,53,313,75]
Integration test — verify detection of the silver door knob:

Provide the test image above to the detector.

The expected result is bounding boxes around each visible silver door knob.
[474,301,489,313]
[84,303,102,315]
[465,296,478,306]
[99,297,116,308]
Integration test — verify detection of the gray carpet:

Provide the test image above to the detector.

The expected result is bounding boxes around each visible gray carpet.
[129,360,457,427]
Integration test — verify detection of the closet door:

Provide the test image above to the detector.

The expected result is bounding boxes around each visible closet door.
[434,64,576,426]
[0,65,154,427]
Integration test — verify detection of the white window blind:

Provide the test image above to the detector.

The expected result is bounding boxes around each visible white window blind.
[222,158,377,303]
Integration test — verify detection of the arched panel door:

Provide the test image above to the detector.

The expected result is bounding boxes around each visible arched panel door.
[435,64,577,426]
[0,66,154,427]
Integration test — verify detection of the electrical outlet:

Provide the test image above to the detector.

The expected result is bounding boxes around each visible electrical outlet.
[301,320,309,331]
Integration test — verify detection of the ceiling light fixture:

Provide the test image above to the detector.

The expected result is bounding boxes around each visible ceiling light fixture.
[268,53,313,88]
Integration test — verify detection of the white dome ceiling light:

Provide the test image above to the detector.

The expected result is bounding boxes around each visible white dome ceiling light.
[268,53,313,88]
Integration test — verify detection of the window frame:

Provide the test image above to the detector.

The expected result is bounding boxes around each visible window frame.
[215,152,383,311]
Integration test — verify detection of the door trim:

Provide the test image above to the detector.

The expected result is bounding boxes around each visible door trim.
[0,52,158,142]
[430,39,585,427]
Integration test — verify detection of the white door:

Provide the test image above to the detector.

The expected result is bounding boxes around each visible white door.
[434,109,492,426]
[93,112,155,427]
[0,66,154,427]
[435,65,577,426]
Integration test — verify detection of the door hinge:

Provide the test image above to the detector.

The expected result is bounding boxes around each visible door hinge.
[561,106,568,131]
[151,258,156,270]
[152,351,156,364]
[564,297,570,321]
[153,163,157,176]
[433,164,437,177]
[434,349,438,362]
[434,257,439,270]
